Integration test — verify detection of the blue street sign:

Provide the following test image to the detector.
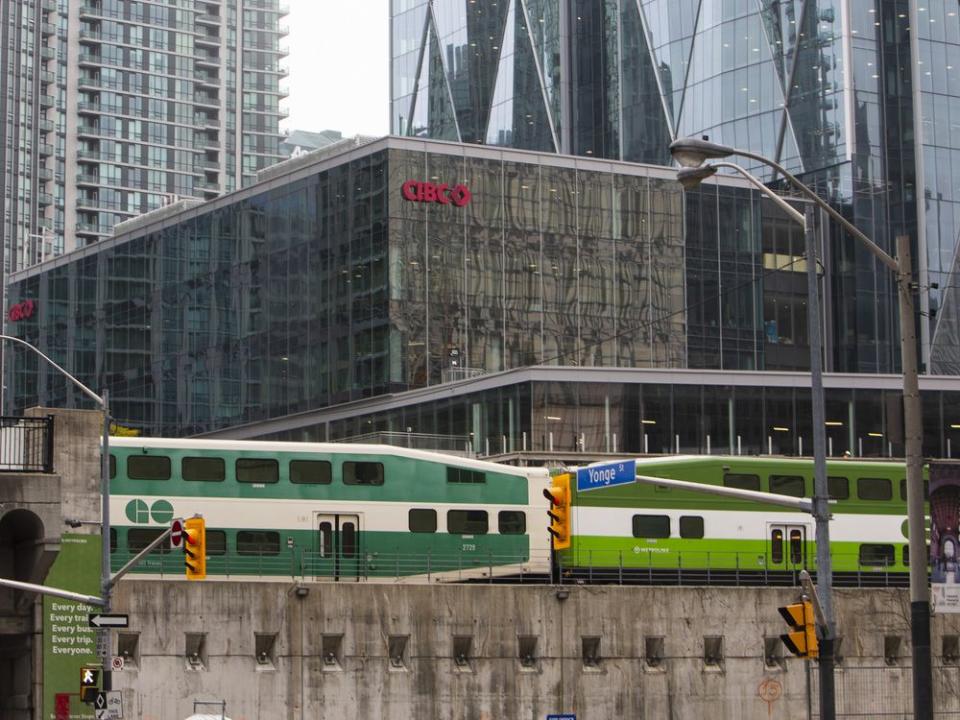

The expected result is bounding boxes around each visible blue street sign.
[576,459,636,493]
[547,715,576,720]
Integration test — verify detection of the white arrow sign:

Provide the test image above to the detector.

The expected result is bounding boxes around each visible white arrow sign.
[89,614,129,628]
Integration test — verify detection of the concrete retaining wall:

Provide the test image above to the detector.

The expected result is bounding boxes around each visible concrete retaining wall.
[110,581,960,720]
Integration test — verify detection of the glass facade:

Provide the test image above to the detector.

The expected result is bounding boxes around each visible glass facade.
[392,1,960,378]
[260,373,960,462]
[8,137,784,436]
[9,136,960,451]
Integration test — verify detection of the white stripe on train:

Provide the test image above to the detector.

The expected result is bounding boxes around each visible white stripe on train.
[573,506,908,543]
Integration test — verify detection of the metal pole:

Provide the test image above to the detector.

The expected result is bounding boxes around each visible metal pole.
[100,388,112,691]
[805,205,835,720]
[898,234,932,719]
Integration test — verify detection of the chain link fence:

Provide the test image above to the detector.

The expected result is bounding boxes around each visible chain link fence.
[808,664,960,719]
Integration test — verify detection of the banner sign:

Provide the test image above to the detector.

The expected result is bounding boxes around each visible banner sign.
[930,462,960,613]
[43,534,102,719]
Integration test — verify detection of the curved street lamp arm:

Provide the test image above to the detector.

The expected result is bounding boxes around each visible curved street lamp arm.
[731,148,899,273]
[710,162,806,228]
[0,334,104,408]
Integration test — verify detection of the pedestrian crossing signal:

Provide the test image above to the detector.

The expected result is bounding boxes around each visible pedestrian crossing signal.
[79,666,99,703]
[778,600,818,659]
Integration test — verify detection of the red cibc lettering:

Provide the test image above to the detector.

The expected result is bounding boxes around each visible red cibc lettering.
[401,180,471,207]
[8,299,34,322]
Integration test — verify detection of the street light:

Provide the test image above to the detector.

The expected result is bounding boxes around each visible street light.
[675,159,834,717]
[670,138,930,720]
[0,334,114,690]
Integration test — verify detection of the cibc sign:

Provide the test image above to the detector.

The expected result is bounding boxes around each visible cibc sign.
[8,299,35,322]
[401,179,471,207]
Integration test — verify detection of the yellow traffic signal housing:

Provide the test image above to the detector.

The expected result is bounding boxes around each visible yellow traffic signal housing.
[183,516,207,580]
[778,600,818,659]
[543,474,571,550]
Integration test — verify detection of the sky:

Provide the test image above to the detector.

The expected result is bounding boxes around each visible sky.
[283,1,392,139]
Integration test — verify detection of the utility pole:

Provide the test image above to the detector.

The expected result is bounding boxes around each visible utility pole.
[805,204,835,720]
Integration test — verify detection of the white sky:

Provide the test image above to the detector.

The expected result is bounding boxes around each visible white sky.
[282,1,392,138]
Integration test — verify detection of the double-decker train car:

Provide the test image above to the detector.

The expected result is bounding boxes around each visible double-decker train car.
[109,438,552,581]
[109,437,923,586]
[559,455,923,585]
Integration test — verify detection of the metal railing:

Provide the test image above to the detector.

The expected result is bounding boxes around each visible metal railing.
[335,431,475,456]
[0,416,54,473]
[108,546,916,589]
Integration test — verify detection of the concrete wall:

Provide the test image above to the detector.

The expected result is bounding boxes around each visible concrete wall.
[23,406,103,532]
[111,581,960,720]
[0,407,101,719]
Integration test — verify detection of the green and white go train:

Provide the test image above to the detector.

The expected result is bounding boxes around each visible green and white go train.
[109,437,921,585]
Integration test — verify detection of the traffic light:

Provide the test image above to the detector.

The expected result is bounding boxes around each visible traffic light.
[543,474,571,550]
[778,599,818,659]
[79,666,99,703]
[183,516,206,580]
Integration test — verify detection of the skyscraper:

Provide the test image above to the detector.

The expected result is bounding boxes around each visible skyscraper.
[0,0,288,275]
[391,0,960,376]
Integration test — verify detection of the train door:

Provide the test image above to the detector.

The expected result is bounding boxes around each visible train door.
[768,523,809,571]
[314,513,361,581]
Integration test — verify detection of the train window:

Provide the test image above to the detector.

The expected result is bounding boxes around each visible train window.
[206,530,227,556]
[899,479,930,501]
[679,516,704,539]
[769,475,805,497]
[183,456,225,482]
[109,528,117,554]
[498,511,526,535]
[341,522,357,558]
[632,515,670,539]
[789,529,803,564]
[127,528,171,554]
[236,458,279,484]
[343,461,384,485]
[127,455,170,481]
[290,459,332,484]
[447,467,486,484]
[447,510,489,535]
[409,509,437,533]
[857,477,892,501]
[828,476,849,500]
[859,544,895,566]
[771,529,784,564]
[237,530,281,555]
[109,454,116,479]
[318,522,332,557]
[723,474,760,491]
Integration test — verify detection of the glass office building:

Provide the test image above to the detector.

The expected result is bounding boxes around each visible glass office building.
[8,135,960,457]
[5,136,798,434]
[391,0,960,377]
